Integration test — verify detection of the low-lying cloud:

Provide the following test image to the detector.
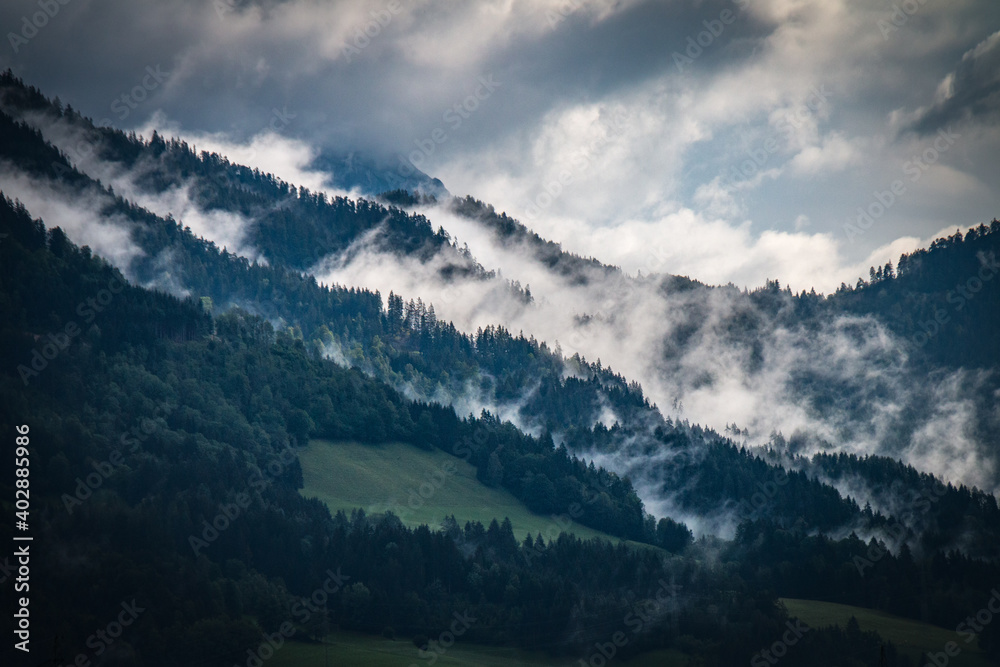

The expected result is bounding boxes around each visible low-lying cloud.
[311,199,1000,498]
[0,163,144,272]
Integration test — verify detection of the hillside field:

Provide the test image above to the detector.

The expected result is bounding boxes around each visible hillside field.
[781,598,991,667]
[299,439,620,542]
[268,631,690,666]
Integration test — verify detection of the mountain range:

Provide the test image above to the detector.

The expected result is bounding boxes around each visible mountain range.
[2,71,999,666]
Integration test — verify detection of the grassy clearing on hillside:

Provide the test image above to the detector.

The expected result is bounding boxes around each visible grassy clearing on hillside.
[781,598,991,667]
[268,632,690,667]
[268,633,565,666]
[299,439,618,542]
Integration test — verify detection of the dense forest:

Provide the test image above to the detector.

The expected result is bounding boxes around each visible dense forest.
[6,183,998,667]
[831,223,1000,371]
[3,70,999,550]
[0,194,928,664]
[0,72,961,537]
[3,72,999,542]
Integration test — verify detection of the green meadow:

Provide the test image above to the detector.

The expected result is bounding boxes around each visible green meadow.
[267,631,690,666]
[781,598,991,667]
[299,439,621,543]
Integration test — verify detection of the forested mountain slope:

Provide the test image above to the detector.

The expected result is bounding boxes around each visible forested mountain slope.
[2,71,998,558]
[6,184,1000,667]
[5,192,970,667]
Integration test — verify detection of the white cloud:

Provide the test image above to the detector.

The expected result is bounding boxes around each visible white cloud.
[135,113,335,195]
[789,132,865,175]
[307,199,999,496]
[0,164,144,272]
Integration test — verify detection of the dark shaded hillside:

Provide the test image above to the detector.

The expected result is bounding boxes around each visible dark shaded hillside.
[0,69,476,276]
[830,223,1000,371]
[449,195,625,285]
[804,451,1000,559]
[310,149,449,199]
[0,193,967,667]
[0,93,649,434]
[0,100,869,539]
[2,70,998,556]
[2,193,952,667]
[0,194,651,543]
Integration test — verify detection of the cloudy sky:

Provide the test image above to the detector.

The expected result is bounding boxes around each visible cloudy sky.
[2,0,999,291]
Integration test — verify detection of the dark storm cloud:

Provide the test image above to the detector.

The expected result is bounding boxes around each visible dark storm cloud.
[909,30,1000,136]
[0,0,773,157]
[1,0,199,124]
[429,0,773,161]
[508,0,767,91]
